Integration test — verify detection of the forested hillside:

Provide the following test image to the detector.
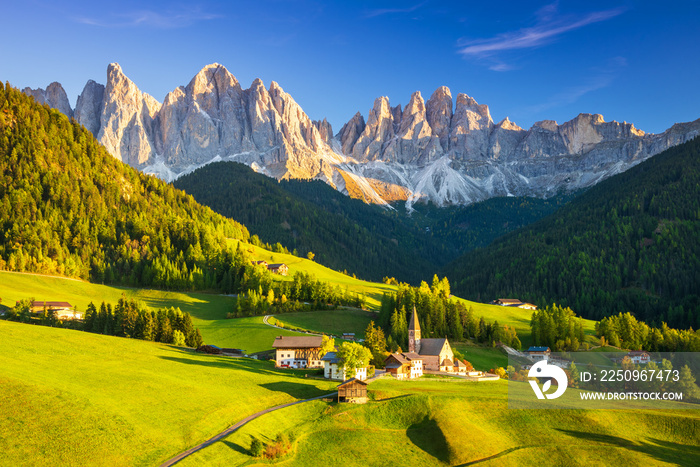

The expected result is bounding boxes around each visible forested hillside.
[0,83,261,292]
[174,161,568,283]
[445,137,700,330]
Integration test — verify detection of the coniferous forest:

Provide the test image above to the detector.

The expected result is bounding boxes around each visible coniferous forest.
[174,160,567,283]
[445,137,700,329]
[0,83,263,293]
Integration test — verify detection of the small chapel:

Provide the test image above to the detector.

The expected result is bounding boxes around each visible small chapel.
[408,307,456,372]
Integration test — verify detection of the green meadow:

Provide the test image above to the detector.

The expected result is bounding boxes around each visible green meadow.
[271,308,377,339]
[228,239,397,310]
[0,269,570,353]
[0,320,337,466]
[179,377,700,466]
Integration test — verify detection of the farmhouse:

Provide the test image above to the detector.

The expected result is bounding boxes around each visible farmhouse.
[385,352,423,380]
[526,346,551,361]
[321,351,367,381]
[251,261,288,276]
[268,263,288,276]
[627,351,651,364]
[27,301,81,320]
[272,335,324,369]
[408,307,454,371]
[337,378,368,403]
[491,298,537,310]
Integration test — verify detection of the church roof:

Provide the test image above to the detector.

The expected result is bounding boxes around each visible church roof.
[409,306,420,332]
[418,338,448,356]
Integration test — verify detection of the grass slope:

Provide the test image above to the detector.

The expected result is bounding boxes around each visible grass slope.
[272,308,376,338]
[179,378,700,466]
[0,270,599,351]
[229,239,397,311]
[0,320,337,466]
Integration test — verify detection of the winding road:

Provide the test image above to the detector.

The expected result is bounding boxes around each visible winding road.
[159,392,337,466]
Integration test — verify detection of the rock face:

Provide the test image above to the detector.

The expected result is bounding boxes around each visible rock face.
[74,80,105,135]
[28,63,700,208]
[22,82,73,118]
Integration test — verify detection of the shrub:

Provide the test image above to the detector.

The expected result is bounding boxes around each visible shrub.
[250,438,264,457]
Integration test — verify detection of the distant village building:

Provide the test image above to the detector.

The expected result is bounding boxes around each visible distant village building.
[268,263,289,276]
[321,351,367,381]
[408,307,455,371]
[491,298,537,310]
[337,378,368,403]
[526,346,551,361]
[27,301,81,320]
[384,352,423,380]
[251,261,288,276]
[627,351,651,364]
[342,333,356,341]
[272,335,324,369]
[440,358,454,373]
[453,359,470,376]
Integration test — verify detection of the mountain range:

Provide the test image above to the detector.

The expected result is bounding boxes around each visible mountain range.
[444,136,700,329]
[24,63,700,208]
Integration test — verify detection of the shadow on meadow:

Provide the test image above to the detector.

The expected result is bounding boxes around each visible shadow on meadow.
[259,381,334,399]
[557,430,700,467]
[221,439,250,456]
[406,415,450,464]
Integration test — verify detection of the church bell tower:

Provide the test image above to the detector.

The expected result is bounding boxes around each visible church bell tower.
[408,306,421,353]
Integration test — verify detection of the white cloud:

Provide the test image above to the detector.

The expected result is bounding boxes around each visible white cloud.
[458,4,625,58]
[365,1,428,18]
[74,6,221,29]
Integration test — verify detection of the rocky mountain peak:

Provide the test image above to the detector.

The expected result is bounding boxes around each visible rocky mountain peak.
[22,81,73,119]
[426,86,453,151]
[338,112,366,155]
[74,80,105,135]
[22,63,700,208]
[188,63,241,98]
[404,91,426,116]
[533,120,559,132]
[98,63,160,166]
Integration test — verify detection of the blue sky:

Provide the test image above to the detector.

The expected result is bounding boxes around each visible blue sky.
[2,0,699,134]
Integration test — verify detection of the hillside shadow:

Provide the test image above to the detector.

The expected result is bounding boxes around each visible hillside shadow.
[259,381,331,399]
[406,416,450,464]
[557,430,700,466]
[133,294,231,321]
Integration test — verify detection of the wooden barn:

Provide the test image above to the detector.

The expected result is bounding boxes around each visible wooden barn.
[337,378,368,404]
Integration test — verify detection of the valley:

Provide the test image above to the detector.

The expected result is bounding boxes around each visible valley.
[2,14,700,465]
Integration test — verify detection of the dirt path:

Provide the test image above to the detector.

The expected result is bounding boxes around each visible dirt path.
[262,314,322,336]
[159,392,337,466]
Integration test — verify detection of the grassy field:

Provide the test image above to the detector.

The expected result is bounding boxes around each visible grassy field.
[452,341,510,371]
[229,239,397,310]
[0,320,337,466]
[452,296,599,348]
[271,308,377,339]
[179,377,700,466]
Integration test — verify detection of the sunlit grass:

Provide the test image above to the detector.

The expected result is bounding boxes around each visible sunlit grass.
[0,320,337,466]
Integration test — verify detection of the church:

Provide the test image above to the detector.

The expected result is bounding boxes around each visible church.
[408,307,455,372]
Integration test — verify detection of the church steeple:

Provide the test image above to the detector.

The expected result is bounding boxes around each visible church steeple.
[408,306,421,353]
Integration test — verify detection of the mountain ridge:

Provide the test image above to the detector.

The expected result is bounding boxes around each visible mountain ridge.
[23,63,700,208]
[443,136,700,329]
